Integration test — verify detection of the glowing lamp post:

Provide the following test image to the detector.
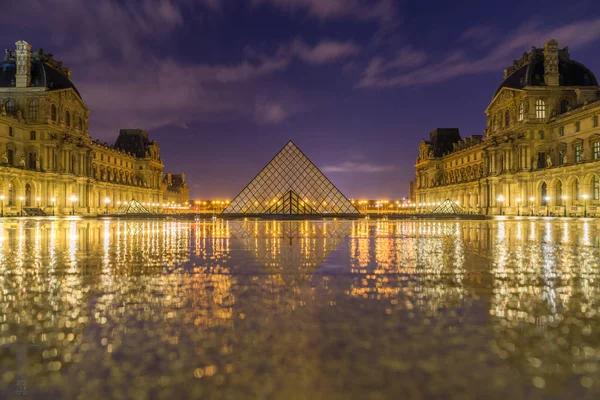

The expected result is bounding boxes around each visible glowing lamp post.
[19,196,24,216]
[544,196,551,216]
[69,195,78,215]
[51,197,56,216]
[516,198,521,216]
[36,197,41,208]
[0,195,4,217]
[561,195,568,217]
[497,195,504,216]
[104,197,111,214]
[583,194,589,217]
[529,197,535,216]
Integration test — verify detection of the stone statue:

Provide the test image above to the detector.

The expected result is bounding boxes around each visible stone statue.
[1,152,7,164]
[580,153,586,162]
[546,154,552,168]
[16,110,22,120]
[36,157,40,170]
[19,154,25,167]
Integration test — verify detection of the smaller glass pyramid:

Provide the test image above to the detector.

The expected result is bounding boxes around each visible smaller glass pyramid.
[117,199,151,214]
[432,199,464,214]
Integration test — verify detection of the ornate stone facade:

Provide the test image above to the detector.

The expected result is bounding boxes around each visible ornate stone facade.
[0,40,173,215]
[415,39,600,216]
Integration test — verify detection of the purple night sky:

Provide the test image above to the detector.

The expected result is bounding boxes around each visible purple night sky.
[2,0,600,199]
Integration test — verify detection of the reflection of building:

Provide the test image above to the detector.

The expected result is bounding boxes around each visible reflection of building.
[0,40,180,216]
[415,39,600,216]
[224,141,358,215]
[162,172,189,205]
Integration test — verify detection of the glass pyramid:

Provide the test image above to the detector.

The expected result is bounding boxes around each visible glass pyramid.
[117,199,151,215]
[223,141,359,215]
[432,199,464,214]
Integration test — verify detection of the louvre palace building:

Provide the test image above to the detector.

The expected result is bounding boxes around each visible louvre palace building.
[414,39,600,216]
[0,40,187,216]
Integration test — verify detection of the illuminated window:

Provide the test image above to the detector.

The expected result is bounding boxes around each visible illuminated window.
[5,99,15,114]
[518,102,524,121]
[575,144,583,162]
[595,142,600,160]
[535,99,546,119]
[28,99,38,120]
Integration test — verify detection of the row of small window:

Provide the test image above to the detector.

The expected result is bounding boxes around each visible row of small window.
[96,153,132,168]
[557,115,599,137]
[6,126,37,140]
[446,153,478,167]
[554,142,600,165]
[2,99,86,131]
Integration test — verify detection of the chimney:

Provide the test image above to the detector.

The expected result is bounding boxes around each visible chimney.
[15,40,32,88]
[543,39,559,87]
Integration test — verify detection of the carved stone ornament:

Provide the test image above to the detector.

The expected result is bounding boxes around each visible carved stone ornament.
[546,154,552,167]
[1,152,7,164]
[19,154,25,167]
[497,91,514,103]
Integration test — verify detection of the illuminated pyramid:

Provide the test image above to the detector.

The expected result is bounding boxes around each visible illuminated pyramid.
[117,199,151,215]
[223,141,359,215]
[432,199,464,214]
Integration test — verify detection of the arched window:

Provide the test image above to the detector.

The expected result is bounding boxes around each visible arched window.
[560,99,570,114]
[541,182,548,205]
[535,99,546,119]
[28,99,38,120]
[65,110,71,127]
[5,99,15,114]
[556,181,563,206]
[8,183,14,206]
[595,176,600,201]
[505,110,510,127]
[25,184,32,207]
[573,179,580,201]
[51,104,57,121]
[518,102,524,121]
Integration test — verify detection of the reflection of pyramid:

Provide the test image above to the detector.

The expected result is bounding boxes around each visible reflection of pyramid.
[230,220,351,284]
[117,199,150,215]
[432,199,464,214]
[223,141,359,215]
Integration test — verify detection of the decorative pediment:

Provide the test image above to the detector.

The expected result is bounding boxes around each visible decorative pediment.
[55,88,89,111]
[486,88,522,113]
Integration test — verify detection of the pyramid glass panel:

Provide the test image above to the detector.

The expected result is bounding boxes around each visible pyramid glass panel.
[117,199,151,214]
[223,141,359,215]
[432,199,464,214]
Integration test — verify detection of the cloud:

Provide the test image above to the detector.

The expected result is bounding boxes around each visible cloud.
[291,39,361,65]
[358,18,600,88]
[321,162,397,173]
[252,0,397,25]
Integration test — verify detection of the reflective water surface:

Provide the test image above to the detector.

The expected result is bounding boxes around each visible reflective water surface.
[1,218,600,399]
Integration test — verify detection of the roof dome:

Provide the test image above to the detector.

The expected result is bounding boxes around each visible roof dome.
[494,44,598,97]
[0,50,81,99]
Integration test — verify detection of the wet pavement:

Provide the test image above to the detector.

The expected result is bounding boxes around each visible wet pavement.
[0,217,599,399]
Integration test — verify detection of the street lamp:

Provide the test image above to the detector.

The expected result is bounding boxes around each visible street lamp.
[104,197,111,214]
[529,197,535,216]
[0,195,4,217]
[36,197,41,209]
[561,195,568,217]
[544,196,551,216]
[19,196,24,216]
[516,198,521,216]
[583,194,589,217]
[69,195,78,215]
[50,197,56,216]
[497,195,504,216]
